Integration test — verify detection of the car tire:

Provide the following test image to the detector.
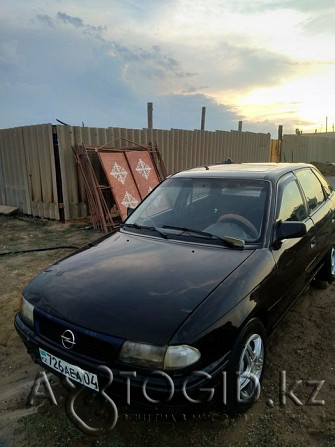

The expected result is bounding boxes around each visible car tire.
[314,245,335,284]
[224,319,266,415]
[311,279,328,289]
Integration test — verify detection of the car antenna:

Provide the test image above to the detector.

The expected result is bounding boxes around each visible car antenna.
[204,165,209,170]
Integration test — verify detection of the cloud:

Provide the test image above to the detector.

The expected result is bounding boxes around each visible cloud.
[36,14,55,28]
[1,0,334,136]
[0,39,19,65]
[286,0,334,12]
[113,43,196,87]
[231,1,335,38]
[0,8,293,133]
[56,11,106,40]
[112,0,178,24]
[36,11,195,89]
[151,93,240,131]
[301,10,335,35]
[41,11,197,96]
[30,9,303,99]
[176,42,300,102]
[57,11,84,28]
[227,0,334,14]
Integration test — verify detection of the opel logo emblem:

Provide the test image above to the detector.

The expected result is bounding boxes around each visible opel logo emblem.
[61,329,76,350]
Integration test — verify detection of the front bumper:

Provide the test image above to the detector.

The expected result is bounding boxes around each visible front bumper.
[14,313,230,412]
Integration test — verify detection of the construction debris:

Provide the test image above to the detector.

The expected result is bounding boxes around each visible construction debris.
[72,140,166,232]
[72,146,115,233]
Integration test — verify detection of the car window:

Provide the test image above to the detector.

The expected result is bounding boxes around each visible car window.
[277,175,308,222]
[295,169,325,212]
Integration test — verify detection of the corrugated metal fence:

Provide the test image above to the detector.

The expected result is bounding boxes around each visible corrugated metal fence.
[0,124,271,220]
[0,124,58,218]
[282,134,335,163]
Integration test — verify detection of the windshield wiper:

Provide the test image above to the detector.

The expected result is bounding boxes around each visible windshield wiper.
[122,223,168,239]
[161,225,244,248]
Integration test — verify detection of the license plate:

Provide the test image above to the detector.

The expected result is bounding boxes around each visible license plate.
[39,348,99,391]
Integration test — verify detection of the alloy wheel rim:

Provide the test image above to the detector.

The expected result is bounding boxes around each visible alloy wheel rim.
[238,333,264,400]
[331,247,335,276]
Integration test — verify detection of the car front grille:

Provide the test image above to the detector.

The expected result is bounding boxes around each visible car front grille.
[34,308,123,364]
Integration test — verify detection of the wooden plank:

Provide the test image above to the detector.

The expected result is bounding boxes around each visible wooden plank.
[0,205,18,215]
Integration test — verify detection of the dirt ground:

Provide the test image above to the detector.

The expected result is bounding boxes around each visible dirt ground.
[0,215,335,447]
[312,162,335,177]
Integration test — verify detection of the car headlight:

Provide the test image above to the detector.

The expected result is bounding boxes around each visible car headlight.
[164,345,200,370]
[18,295,35,327]
[119,341,201,370]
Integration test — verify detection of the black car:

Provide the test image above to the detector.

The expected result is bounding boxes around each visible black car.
[15,162,335,414]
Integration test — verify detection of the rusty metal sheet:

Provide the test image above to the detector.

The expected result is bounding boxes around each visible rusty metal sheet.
[125,151,160,199]
[99,152,141,220]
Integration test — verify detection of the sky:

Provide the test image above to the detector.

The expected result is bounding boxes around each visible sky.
[1,0,335,137]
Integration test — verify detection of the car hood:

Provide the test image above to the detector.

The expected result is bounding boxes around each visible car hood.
[24,230,254,344]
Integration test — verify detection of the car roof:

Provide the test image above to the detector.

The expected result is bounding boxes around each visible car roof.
[172,162,316,181]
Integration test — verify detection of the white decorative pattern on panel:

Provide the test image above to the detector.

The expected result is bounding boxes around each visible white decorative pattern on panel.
[121,191,139,208]
[135,158,151,180]
[110,162,128,185]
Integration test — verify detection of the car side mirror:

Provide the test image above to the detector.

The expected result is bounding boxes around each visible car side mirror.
[273,221,307,246]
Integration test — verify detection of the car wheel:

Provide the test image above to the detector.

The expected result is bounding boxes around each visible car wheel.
[224,319,266,414]
[314,245,335,284]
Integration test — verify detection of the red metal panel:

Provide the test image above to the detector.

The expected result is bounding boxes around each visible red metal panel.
[99,152,141,220]
[125,151,160,199]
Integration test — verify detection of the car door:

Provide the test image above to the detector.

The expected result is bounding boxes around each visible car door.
[295,168,335,266]
[268,173,316,328]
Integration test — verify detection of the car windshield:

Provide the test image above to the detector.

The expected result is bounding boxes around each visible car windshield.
[124,177,269,245]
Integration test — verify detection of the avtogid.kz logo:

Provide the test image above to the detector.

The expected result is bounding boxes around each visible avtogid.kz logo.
[28,367,326,435]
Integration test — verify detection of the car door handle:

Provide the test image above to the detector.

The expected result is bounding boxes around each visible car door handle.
[310,236,316,248]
